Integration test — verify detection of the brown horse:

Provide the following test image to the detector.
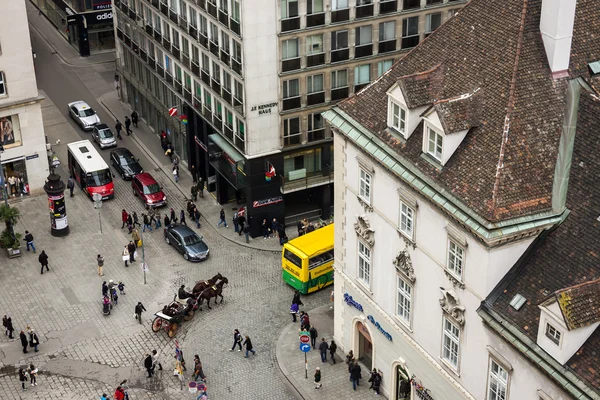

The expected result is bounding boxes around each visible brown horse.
[197,277,228,310]
[192,273,223,296]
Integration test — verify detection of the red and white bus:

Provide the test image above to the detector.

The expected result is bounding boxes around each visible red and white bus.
[67,140,114,200]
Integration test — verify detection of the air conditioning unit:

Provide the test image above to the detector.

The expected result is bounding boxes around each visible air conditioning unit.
[136,19,144,28]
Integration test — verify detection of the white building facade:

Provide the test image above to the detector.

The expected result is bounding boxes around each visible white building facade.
[0,0,49,200]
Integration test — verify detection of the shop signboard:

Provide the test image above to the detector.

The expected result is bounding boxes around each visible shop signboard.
[93,0,112,10]
[84,10,113,27]
[252,195,283,208]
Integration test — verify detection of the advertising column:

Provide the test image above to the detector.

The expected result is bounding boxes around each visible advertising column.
[43,173,69,237]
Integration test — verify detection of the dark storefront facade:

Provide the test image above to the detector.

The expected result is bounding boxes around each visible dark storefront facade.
[31,0,115,55]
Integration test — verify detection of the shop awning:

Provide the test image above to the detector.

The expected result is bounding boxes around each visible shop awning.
[208,134,245,163]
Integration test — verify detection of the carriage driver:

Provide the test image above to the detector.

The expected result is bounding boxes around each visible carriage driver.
[178,285,193,300]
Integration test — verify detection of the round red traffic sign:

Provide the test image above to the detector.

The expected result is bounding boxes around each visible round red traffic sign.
[300,335,310,344]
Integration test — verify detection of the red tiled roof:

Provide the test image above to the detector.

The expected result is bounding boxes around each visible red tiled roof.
[338,0,600,222]
[555,279,600,330]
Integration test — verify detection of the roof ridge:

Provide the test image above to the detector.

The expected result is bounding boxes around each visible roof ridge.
[489,0,530,218]
[397,63,442,82]
[554,277,600,295]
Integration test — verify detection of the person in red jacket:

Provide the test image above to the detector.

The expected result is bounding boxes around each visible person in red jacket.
[114,385,125,400]
[121,210,129,229]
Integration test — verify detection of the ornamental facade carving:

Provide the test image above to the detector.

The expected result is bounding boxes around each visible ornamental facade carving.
[354,215,375,246]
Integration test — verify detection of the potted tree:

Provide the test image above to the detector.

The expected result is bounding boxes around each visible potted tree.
[0,204,21,258]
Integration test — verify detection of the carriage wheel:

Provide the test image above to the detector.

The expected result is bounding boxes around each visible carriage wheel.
[151,318,162,332]
[184,310,194,321]
[168,323,179,338]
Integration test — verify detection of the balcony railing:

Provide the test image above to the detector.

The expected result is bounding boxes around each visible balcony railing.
[160,2,168,16]
[355,43,373,58]
[207,1,217,18]
[209,41,219,56]
[148,57,156,70]
[220,50,230,64]
[331,48,349,63]
[128,8,137,20]
[169,9,178,23]
[331,8,350,23]
[306,13,325,28]
[230,19,240,36]
[182,54,190,69]
[232,59,242,76]
[281,17,300,32]
[223,124,234,141]
[145,24,153,35]
[165,72,174,85]
[193,96,202,110]
[306,92,325,106]
[196,0,206,10]
[378,39,397,54]
[199,33,208,48]
[162,38,171,51]
[218,9,228,26]
[222,88,232,104]
[174,79,183,93]
[379,0,397,13]
[184,88,192,102]
[172,46,181,59]
[178,17,188,30]
[331,86,349,101]
[192,62,200,77]
[201,69,210,84]
[306,53,325,68]
[355,4,374,18]
[189,25,198,39]
[282,58,301,73]
[153,30,161,42]
[282,97,301,111]
[281,169,334,193]
[211,79,221,93]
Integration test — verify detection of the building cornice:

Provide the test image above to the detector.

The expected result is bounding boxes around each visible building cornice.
[0,92,46,112]
[323,107,567,247]
[477,304,600,400]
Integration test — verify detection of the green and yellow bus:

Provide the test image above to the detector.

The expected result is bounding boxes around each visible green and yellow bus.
[282,223,334,294]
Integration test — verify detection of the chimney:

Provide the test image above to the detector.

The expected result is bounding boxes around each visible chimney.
[540,0,577,78]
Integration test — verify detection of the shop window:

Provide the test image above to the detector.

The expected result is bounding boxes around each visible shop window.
[1,159,29,200]
[283,148,322,181]
[0,114,22,148]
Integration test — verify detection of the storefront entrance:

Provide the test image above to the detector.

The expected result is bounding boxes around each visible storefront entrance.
[395,364,411,400]
[357,321,373,369]
[1,159,30,201]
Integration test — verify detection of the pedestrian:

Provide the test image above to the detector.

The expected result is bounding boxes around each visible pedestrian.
[97,254,104,276]
[135,302,146,323]
[121,209,128,229]
[127,241,136,263]
[154,210,162,229]
[115,120,123,139]
[164,214,171,227]
[152,349,163,371]
[18,368,27,391]
[67,176,75,197]
[24,230,36,252]
[369,368,382,394]
[114,386,125,400]
[166,143,174,162]
[278,224,287,245]
[290,303,299,322]
[102,281,109,297]
[101,393,109,400]
[131,110,139,127]
[180,209,187,226]
[271,218,279,239]
[297,220,304,237]
[243,335,256,358]
[178,349,187,371]
[3,315,9,336]
[191,182,198,202]
[38,250,49,274]
[314,367,322,389]
[350,360,362,390]
[173,164,179,182]
[243,224,250,243]
[309,325,318,349]
[261,218,270,239]
[187,201,195,218]
[197,176,204,198]
[230,328,242,351]
[118,281,125,294]
[306,223,315,233]
[28,364,37,386]
[125,116,132,135]
[5,316,14,339]
[233,212,239,233]
[190,164,198,183]
[127,214,133,234]
[20,330,28,353]
[217,208,228,228]
[238,214,246,236]
[144,353,153,377]
[193,207,201,228]
[170,208,178,223]
[132,229,141,248]
[29,330,40,352]
[319,337,328,362]
[142,214,153,232]
[292,290,303,307]
[133,211,141,227]
[329,339,337,364]
[193,354,206,381]
[122,245,130,267]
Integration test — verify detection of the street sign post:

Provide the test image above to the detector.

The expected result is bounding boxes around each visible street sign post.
[299,331,311,378]
[300,335,310,344]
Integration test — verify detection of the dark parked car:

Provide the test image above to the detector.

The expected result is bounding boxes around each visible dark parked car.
[164,224,209,262]
[132,172,167,209]
[110,148,143,180]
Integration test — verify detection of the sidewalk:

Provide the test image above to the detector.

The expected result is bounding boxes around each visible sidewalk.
[276,305,383,399]
[27,0,115,67]
[98,89,298,252]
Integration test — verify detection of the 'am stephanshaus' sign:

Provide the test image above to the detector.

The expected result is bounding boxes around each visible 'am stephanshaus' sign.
[343,293,393,341]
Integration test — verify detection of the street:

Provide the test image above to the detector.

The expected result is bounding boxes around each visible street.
[0,7,329,399]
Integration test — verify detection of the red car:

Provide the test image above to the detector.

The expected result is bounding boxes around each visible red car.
[132,172,167,209]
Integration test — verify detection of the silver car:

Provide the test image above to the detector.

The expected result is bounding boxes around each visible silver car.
[68,101,100,131]
[92,124,117,149]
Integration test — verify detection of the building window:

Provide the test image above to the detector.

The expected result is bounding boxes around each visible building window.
[402,16,420,48]
[388,101,406,134]
[283,117,301,146]
[235,117,245,148]
[307,112,325,142]
[377,60,393,77]
[223,71,232,93]
[403,0,420,9]
[210,22,219,45]
[189,7,197,27]
[199,15,208,36]
[447,240,464,280]
[202,53,210,73]
[232,40,242,63]
[212,61,221,83]
[545,323,561,345]
[354,64,371,86]
[426,0,442,4]
[379,21,396,42]
[397,276,412,326]
[219,0,228,13]
[282,39,299,60]
[0,114,21,147]
[358,168,371,204]
[0,72,6,96]
[399,201,414,238]
[487,359,509,400]
[332,69,348,88]
[426,126,443,162]
[307,0,323,13]
[234,80,244,104]
[425,13,442,36]
[307,74,324,94]
[281,0,298,18]
[307,34,323,55]
[282,79,300,99]
[232,0,241,22]
[355,25,372,45]
[179,0,188,18]
[221,31,230,54]
[442,318,460,369]
[358,240,371,286]
[331,30,348,50]
[332,0,349,10]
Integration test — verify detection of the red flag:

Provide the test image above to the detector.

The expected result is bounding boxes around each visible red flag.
[168,107,178,117]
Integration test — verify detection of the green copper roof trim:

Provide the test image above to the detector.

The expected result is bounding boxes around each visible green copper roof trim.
[323,108,568,243]
[478,305,599,400]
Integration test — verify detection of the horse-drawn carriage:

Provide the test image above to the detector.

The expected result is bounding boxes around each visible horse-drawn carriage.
[152,273,228,337]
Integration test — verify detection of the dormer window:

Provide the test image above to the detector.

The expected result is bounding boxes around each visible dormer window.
[388,100,407,136]
[426,125,443,162]
[545,322,562,346]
